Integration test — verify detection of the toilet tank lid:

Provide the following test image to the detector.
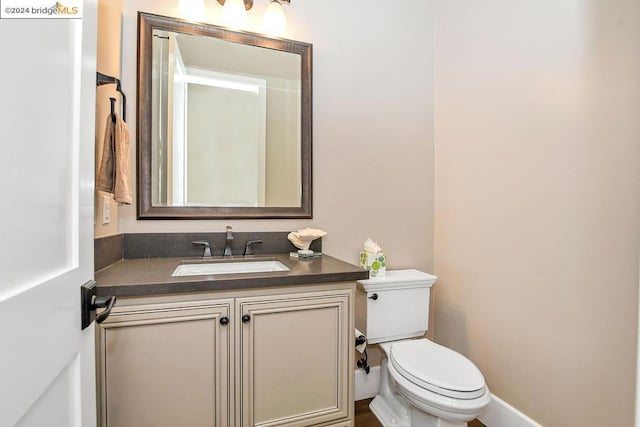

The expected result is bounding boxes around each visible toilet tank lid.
[357,269,437,291]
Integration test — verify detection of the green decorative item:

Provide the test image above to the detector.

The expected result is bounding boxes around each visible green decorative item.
[360,250,386,278]
[360,251,368,266]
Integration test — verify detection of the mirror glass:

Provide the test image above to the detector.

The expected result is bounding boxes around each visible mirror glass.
[137,13,312,219]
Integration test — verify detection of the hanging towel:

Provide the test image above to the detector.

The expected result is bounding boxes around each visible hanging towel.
[96,114,132,204]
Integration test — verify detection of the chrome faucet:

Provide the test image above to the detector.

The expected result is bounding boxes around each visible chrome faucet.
[243,239,263,256]
[224,226,234,257]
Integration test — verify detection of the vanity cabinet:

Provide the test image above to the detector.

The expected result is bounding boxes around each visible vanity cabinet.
[96,299,233,426]
[96,284,355,427]
[237,292,351,427]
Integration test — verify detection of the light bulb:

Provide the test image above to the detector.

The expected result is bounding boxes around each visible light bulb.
[178,0,205,20]
[263,0,286,36]
[221,0,248,29]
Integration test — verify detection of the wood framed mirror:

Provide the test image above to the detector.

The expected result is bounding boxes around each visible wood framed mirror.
[137,12,312,219]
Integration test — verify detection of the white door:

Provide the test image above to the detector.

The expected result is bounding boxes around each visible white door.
[0,1,98,426]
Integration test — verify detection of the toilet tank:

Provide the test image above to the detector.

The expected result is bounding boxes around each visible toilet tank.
[356,270,437,344]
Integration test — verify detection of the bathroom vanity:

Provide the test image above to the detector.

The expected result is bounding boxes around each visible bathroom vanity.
[92,11,348,425]
[94,253,367,427]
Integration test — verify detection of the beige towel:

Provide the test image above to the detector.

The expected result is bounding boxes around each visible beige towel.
[96,114,132,204]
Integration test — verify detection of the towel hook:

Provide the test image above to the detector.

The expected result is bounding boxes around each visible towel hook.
[97,72,127,122]
[109,97,117,123]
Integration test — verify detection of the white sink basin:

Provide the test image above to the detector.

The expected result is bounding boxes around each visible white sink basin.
[172,260,290,277]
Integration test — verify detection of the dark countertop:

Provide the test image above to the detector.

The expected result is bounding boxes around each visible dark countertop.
[95,253,369,297]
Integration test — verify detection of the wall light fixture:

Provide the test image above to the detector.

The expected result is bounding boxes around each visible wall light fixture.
[216,0,290,35]
[218,0,248,29]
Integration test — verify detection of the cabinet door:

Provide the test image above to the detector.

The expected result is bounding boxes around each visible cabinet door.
[237,291,353,427]
[97,299,233,427]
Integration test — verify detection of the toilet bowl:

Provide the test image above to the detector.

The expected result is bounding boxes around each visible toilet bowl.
[375,339,490,426]
[357,270,490,427]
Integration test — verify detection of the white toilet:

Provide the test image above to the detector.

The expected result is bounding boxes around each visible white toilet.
[357,270,490,427]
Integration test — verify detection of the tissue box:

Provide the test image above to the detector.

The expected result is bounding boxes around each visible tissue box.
[360,251,386,277]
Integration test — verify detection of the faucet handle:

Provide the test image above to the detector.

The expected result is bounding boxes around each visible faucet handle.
[243,239,263,256]
[192,241,213,258]
[224,226,234,257]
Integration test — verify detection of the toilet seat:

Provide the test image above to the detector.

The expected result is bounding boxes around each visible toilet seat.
[389,339,486,400]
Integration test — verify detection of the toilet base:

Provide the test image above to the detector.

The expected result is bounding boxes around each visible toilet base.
[370,395,466,427]
[369,358,469,427]
[370,394,410,427]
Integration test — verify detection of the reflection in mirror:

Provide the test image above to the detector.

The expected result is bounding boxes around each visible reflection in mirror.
[138,12,312,219]
[152,31,301,208]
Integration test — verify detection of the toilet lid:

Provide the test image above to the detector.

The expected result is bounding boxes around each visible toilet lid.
[390,340,486,398]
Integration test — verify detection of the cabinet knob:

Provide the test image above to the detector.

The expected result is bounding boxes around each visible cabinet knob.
[368,293,379,301]
[242,314,251,323]
[219,316,229,326]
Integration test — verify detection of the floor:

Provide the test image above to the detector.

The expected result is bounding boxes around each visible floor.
[355,399,485,427]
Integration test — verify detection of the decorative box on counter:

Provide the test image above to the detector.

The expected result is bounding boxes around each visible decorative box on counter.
[360,251,386,277]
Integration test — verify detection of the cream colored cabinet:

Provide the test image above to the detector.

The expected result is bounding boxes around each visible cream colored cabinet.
[237,291,352,427]
[97,284,354,427]
[96,299,233,427]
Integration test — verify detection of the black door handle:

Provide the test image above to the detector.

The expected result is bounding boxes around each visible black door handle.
[368,293,379,300]
[242,314,251,323]
[93,295,116,324]
[220,316,230,325]
[81,280,116,329]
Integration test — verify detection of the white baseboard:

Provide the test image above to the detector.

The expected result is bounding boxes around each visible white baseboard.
[355,369,541,427]
[479,394,542,427]
[354,366,380,401]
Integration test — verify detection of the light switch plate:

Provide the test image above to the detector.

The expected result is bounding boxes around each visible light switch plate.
[102,195,110,224]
